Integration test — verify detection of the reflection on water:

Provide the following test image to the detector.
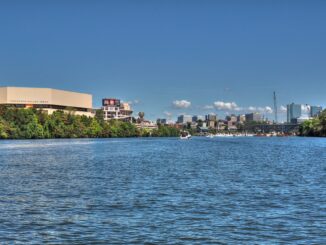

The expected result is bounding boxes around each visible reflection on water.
[0,137,325,243]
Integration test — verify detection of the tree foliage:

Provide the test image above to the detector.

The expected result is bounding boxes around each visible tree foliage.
[299,110,326,137]
[0,107,180,139]
[151,125,180,137]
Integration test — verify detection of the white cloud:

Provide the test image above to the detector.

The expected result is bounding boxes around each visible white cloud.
[203,105,214,110]
[213,101,238,110]
[204,100,274,114]
[248,106,257,111]
[264,106,273,114]
[164,111,172,117]
[234,107,243,111]
[246,106,273,113]
[280,105,287,112]
[301,104,310,113]
[125,99,140,105]
[172,100,191,109]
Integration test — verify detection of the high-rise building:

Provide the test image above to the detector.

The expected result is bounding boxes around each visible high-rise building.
[205,114,217,128]
[226,114,237,122]
[237,114,246,123]
[205,114,217,121]
[287,103,302,123]
[192,115,205,122]
[245,112,262,122]
[177,115,192,124]
[310,106,323,117]
[156,118,167,125]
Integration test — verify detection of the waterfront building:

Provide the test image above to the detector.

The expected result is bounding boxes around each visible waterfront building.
[226,114,237,122]
[310,106,323,117]
[205,114,217,128]
[225,114,237,130]
[287,103,302,123]
[205,114,217,122]
[207,120,216,128]
[237,114,246,124]
[102,98,133,122]
[135,120,158,130]
[217,120,227,130]
[245,112,262,122]
[227,121,237,130]
[0,86,94,117]
[134,112,157,129]
[177,115,192,124]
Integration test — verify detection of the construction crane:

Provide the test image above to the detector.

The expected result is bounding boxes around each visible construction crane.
[273,91,278,123]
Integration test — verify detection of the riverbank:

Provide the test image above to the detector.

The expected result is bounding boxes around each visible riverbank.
[0,107,179,139]
[299,110,326,137]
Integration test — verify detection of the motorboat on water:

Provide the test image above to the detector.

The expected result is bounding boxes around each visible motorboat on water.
[206,134,215,138]
[180,131,191,140]
[215,133,234,137]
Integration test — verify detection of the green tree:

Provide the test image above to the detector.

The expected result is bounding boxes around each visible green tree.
[0,119,8,139]
[0,107,181,139]
[87,118,102,137]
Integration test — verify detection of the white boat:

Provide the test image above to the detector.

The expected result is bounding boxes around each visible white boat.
[215,133,233,137]
[180,131,191,140]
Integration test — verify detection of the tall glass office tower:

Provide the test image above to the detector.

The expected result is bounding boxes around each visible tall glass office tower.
[310,106,323,117]
[287,103,302,123]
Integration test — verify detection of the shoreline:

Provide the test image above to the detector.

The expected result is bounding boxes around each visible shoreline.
[2,135,326,141]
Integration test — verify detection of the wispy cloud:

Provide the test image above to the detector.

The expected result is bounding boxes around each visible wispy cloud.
[280,105,287,112]
[203,105,214,110]
[164,111,172,117]
[264,106,273,114]
[124,99,141,105]
[248,106,273,114]
[172,100,191,109]
[204,100,274,114]
[213,101,239,111]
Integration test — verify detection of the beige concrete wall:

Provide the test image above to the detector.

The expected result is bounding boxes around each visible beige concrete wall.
[6,87,52,105]
[51,89,92,109]
[0,87,7,104]
[0,87,92,109]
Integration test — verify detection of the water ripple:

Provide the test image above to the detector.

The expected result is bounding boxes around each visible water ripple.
[0,137,326,243]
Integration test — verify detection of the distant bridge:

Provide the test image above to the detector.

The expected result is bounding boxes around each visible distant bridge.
[243,123,300,133]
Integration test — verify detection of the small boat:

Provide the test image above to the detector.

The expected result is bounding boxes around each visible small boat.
[215,133,233,137]
[180,131,191,140]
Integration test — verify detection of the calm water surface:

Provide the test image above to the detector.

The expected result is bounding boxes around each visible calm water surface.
[0,137,325,244]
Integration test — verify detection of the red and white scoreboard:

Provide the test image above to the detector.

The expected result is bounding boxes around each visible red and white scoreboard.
[102,98,121,107]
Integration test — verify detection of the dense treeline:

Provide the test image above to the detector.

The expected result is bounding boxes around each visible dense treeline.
[0,107,180,139]
[299,110,326,137]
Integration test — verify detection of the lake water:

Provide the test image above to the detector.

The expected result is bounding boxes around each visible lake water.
[0,137,325,244]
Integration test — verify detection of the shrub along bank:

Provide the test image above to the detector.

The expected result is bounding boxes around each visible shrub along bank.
[0,107,179,139]
[299,110,326,137]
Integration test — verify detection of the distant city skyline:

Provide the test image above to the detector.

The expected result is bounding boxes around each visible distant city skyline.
[1,1,325,121]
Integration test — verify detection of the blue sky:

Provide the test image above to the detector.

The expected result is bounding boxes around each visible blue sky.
[0,0,325,121]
